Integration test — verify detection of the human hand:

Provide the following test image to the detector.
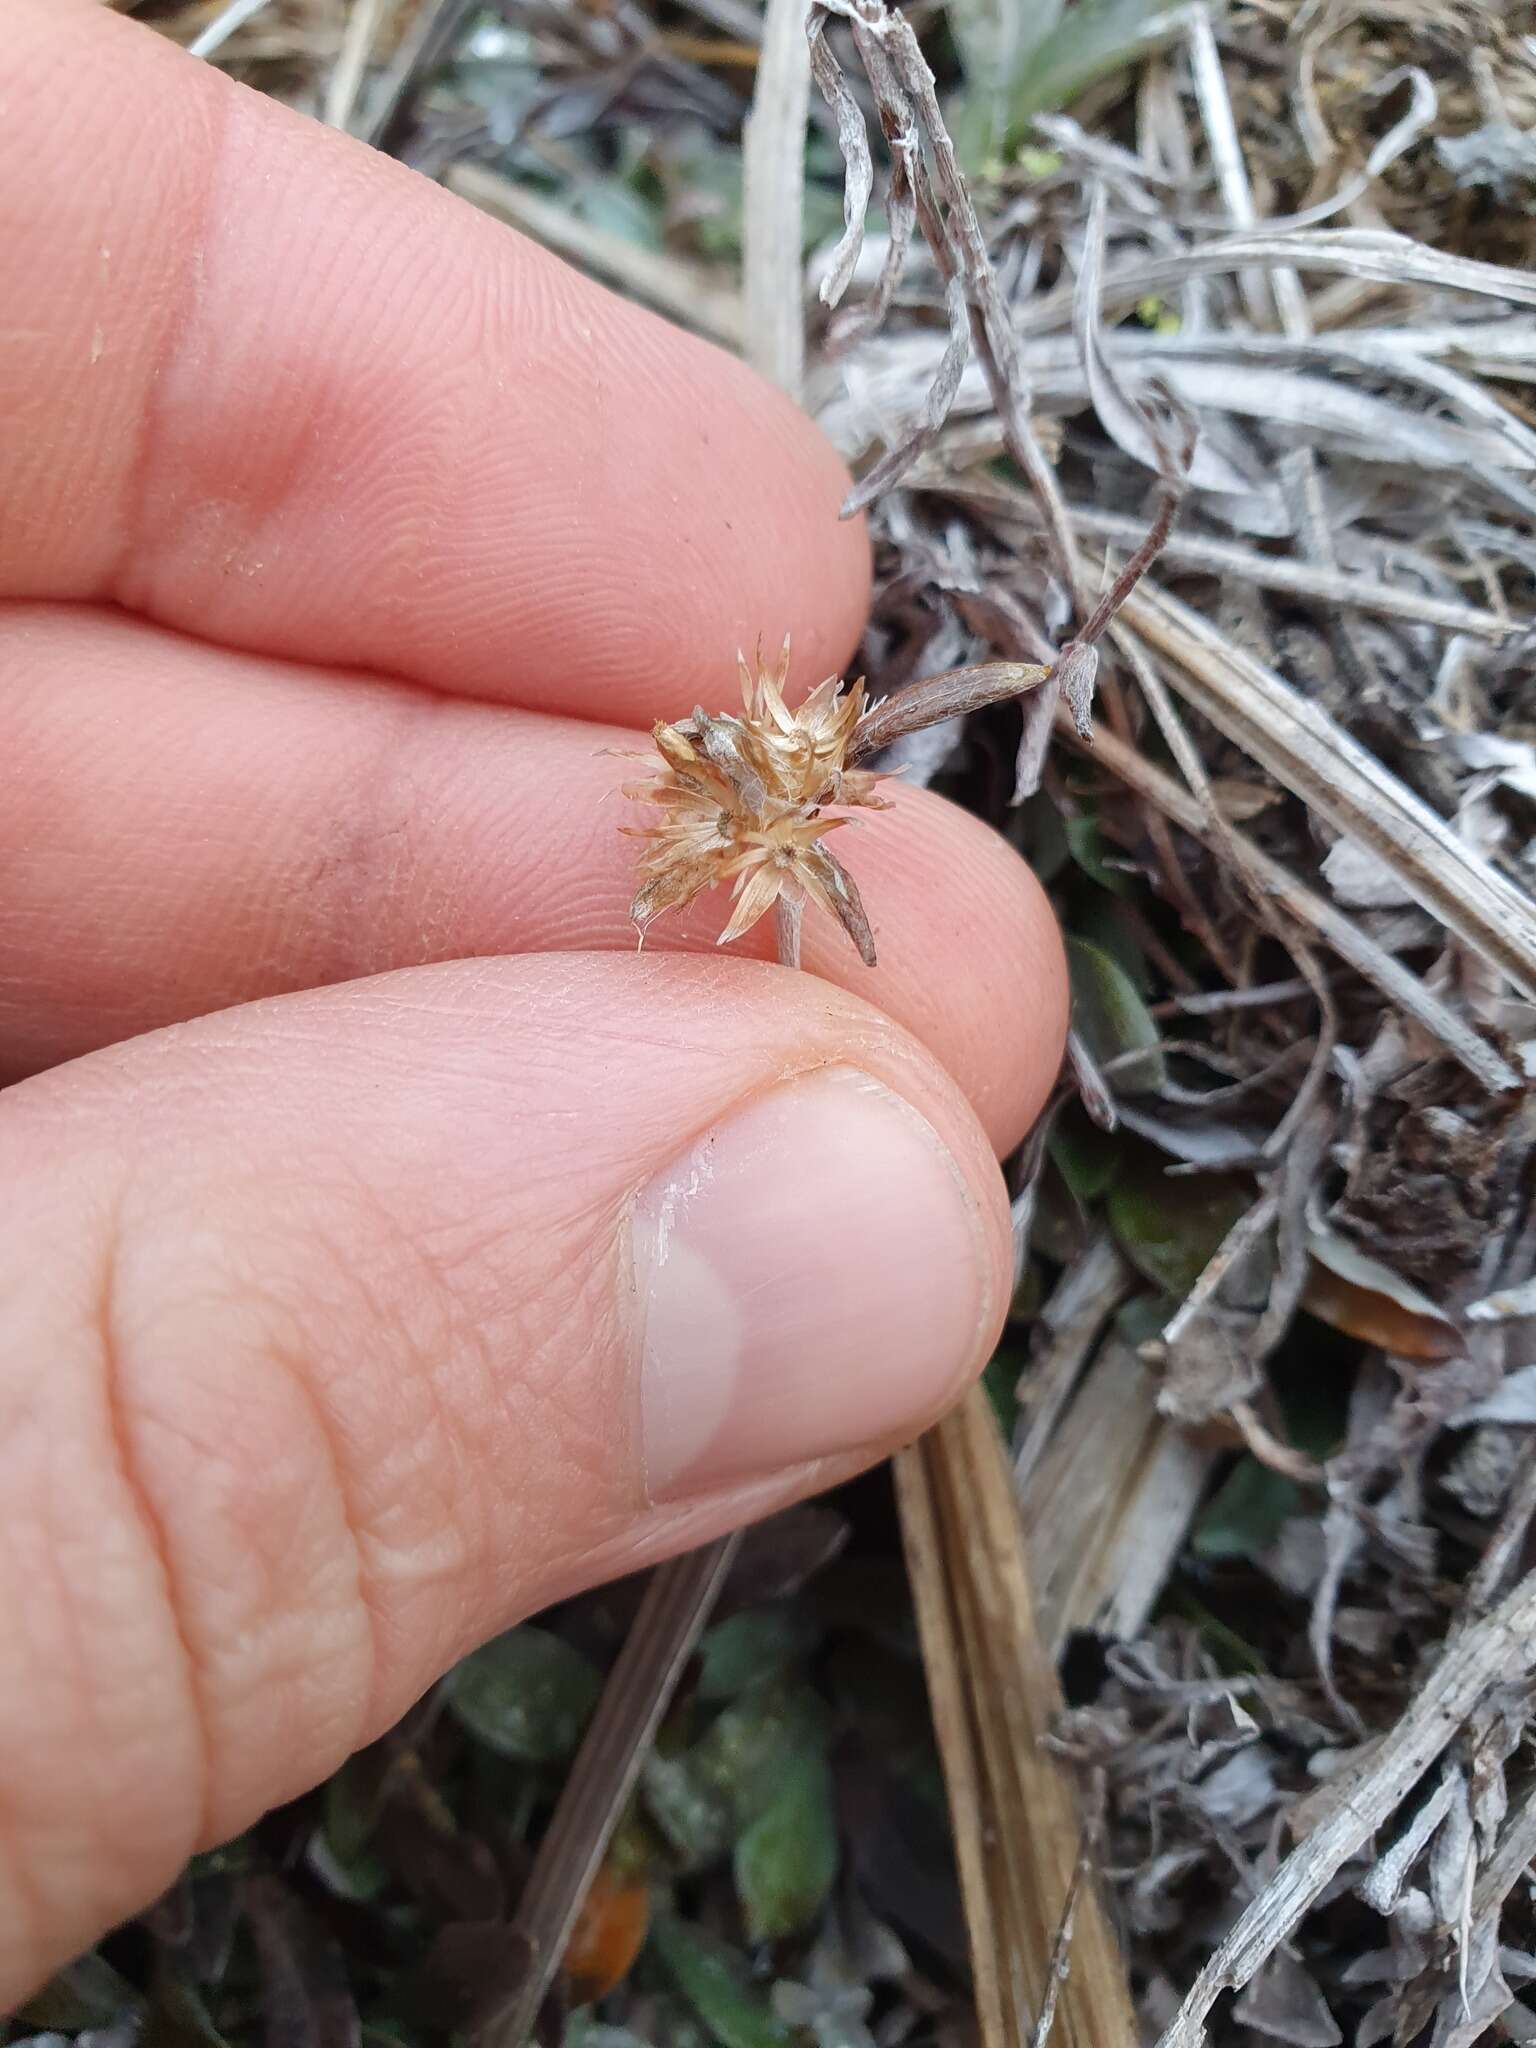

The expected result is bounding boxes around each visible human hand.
[0,0,1067,2003]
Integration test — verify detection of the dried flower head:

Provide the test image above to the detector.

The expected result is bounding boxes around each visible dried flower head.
[620,637,890,965]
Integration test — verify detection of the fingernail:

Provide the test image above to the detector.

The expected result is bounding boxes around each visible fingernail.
[632,1065,995,1499]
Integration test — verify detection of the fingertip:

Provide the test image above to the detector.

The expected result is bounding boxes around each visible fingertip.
[800,782,1069,1156]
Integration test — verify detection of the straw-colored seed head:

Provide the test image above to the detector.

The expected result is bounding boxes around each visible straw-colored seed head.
[620,638,890,965]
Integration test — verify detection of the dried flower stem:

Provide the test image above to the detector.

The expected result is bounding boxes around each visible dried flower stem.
[1074,473,1184,652]
[490,40,820,2037]
[897,1388,1140,2048]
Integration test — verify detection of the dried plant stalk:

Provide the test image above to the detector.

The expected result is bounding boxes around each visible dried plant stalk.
[742,0,812,398]
[895,1385,1138,2048]
[472,1537,741,2048]
[809,0,1082,609]
[895,1430,1012,2048]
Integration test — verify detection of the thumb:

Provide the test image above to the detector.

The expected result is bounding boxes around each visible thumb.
[0,951,1037,2002]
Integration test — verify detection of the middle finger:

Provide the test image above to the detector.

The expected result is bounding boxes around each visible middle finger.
[0,603,1065,1152]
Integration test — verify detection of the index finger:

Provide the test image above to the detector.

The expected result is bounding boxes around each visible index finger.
[0,0,869,722]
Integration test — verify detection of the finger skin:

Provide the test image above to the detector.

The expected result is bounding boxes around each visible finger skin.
[0,0,868,719]
[0,604,1068,1154]
[0,955,1016,2002]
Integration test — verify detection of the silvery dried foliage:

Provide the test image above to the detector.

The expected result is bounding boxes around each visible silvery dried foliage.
[796,3,1536,2042]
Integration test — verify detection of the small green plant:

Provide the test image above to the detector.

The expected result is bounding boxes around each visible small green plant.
[947,0,1177,168]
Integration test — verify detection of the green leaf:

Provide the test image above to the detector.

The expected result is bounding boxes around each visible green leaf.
[1048,1100,1122,1203]
[1162,1584,1269,1675]
[734,1751,839,1942]
[1066,936,1166,1093]
[1011,1257,1044,1323]
[1018,789,1071,883]
[316,1753,390,1899]
[1107,1156,1251,1298]
[649,1915,794,2048]
[1070,895,1152,989]
[644,1682,830,1868]
[445,1627,602,1763]
[1003,0,1174,136]
[948,0,1063,81]
[1115,1292,1178,1348]
[821,1639,936,1772]
[693,1683,830,1830]
[946,0,1064,165]
[810,1557,921,1658]
[1192,1457,1300,1562]
[1064,811,1131,894]
[574,178,665,251]
[642,1747,736,1871]
[1272,1316,1356,1457]
[698,1604,818,1702]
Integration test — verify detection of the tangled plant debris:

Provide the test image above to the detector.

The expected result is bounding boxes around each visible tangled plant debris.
[32,3,1536,2047]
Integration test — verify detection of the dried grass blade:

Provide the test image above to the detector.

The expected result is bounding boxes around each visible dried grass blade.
[1076,180,1249,493]
[1184,4,1272,324]
[187,0,276,60]
[1014,1234,1130,1494]
[325,0,390,132]
[894,1437,1012,2048]
[1113,576,1536,1009]
[842,276,973,512]
[743,0,812,399]
[1022,1341,1214,1654]
[1012,230,1536,339]
[368,0,473,152]
[1040,505,1517,640]
[473,1535,742,2048]
[896,1385,1138,2048]
[812,0,1082,610]
[1076,719,1520,1093]
[807,11,873,309]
